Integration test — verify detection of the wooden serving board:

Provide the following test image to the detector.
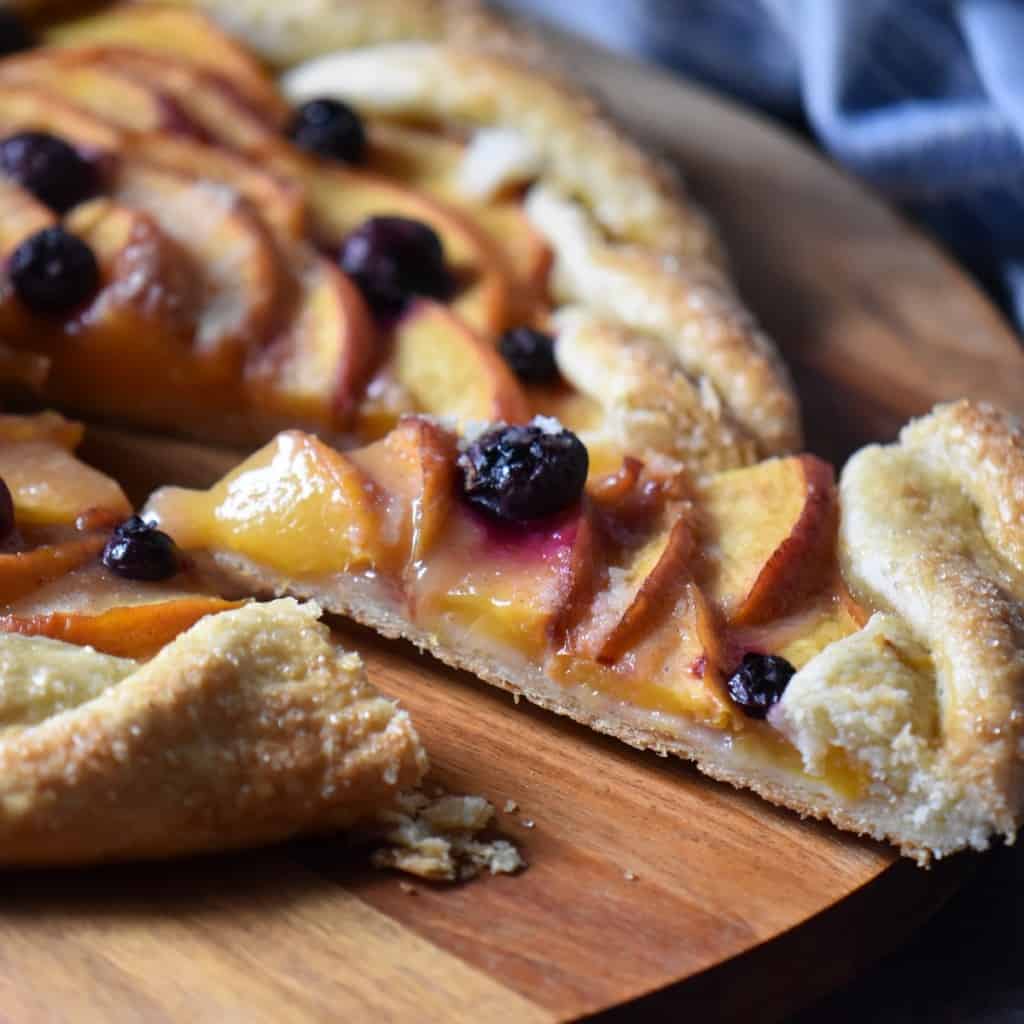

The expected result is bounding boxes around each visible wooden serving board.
[4,30,1021,1024]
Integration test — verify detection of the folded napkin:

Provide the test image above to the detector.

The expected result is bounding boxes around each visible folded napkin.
[501,0,1024,332]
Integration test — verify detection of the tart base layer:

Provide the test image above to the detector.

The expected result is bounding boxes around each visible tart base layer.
[182,551,993,864]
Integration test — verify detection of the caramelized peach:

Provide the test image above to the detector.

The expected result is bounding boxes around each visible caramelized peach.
[44,6,287,121]
[0,536,108,604]
[0,596,240,659]
[146,432,387,577]
[0,83,121,149]
[0,437,130,528]
[245,256,376,431]
[700,455,838,625]
[391,300,529,428]
[0,179,56,258]
[0,54,198,134]
[348,416,458,568]
[573,515,696,664]
[414,502,593,658]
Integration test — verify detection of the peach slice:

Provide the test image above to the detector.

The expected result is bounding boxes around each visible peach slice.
[270,150,512,335]
[0,83,121,149]
[38,46,280,152]
[44,6,287,122]
[0,536,109,605]
[112,161,289,354]
[572,514,696,664]
[146,431,387,578]
[700,455,838,625]
[125,133,306,243]
[18,198,248,435]
[726,593,863,674]
[0,596,240,659]
[0,179,55,258]
[0,411,82,448]
[0,432,131,528]
[391,300,528,427]
[348,416,458,568]
[414,501,594,659]
[0,55,198,134]
[244,255,376,431]
[549,581,734,729]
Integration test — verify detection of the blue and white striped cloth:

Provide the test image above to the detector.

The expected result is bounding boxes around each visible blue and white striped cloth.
[502,0,1024,333]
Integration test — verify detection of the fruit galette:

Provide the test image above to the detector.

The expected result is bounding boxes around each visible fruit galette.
[0,0,1019,865]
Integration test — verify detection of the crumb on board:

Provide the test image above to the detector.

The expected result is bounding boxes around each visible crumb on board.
[503,799,519,813]
[372,790,527,882]
[520,818,535,829]
[624,870,638,882]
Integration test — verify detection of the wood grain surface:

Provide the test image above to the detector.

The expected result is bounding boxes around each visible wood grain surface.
[6,27,1023,1024]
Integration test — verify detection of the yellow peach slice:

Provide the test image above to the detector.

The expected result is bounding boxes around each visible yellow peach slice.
[0,411,82,449]
[0,83,121,149]
[45,46,281,151]
[415,503,593,659]
[700,455,838,625]
[244,255,376,431]
[0,596,241,659]
[146,432,385,578]
[44,6,287,121]
[112,162,289,353]
[0,179,56,258]
[573,515,696,664]
[348,416,458,568]
[392,300,528,427]
[0,536,109,605]
[0,55,197,134]
[126,133,306,243]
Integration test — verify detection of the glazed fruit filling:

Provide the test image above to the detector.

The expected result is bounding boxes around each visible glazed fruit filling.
[0,413,237,659]
[0,8,561,448]
[147,417,869,770]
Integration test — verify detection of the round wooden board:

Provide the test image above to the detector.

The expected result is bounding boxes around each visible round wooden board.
[8,29,1021,1024]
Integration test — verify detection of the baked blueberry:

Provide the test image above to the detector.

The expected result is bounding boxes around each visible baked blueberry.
[499,326,560,384]
[725,653,796,719]
[0,10,33,57]
[101,516,180,582]
[288,97,366,164]
[339,215,453,317]
[0,477,14,543]
[0,132,100,214]
[9,227,100,315]
[458,422,589,522]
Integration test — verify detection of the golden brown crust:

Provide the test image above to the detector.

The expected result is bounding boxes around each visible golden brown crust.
[836,400,1024,843]
[0,600,428,865]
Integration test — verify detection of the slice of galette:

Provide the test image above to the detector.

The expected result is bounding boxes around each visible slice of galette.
[0,410,429,864]
[144,401,1024,863]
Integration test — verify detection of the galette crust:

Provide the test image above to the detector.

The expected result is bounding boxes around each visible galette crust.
[0,599,428,864]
